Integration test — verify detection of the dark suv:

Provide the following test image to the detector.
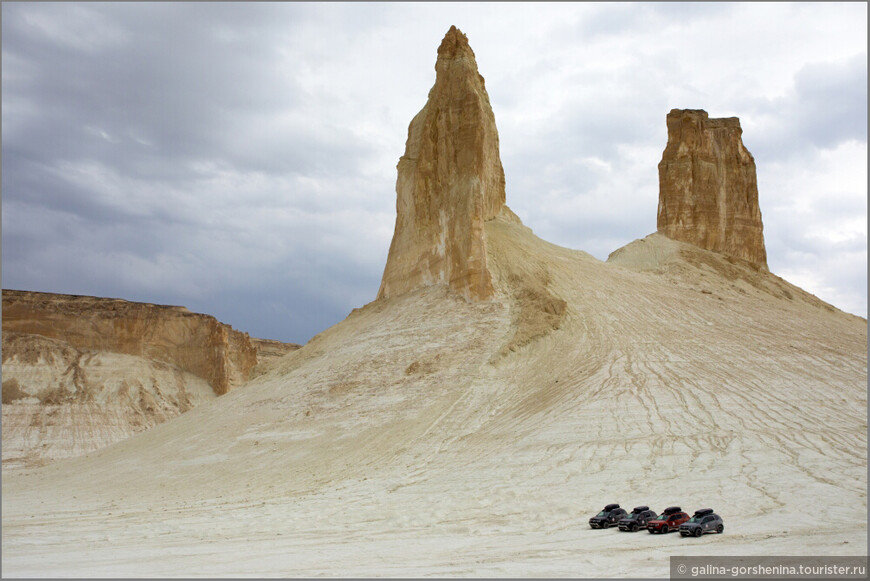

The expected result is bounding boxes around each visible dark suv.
[618,506,657,532]
[647,506,689,534]
[589,503,627,529]
[679,508,724,537]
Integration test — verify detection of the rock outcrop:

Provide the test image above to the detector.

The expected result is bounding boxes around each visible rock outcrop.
[1,330,219,469]
[657,109,768,269]
[1,289,301,469]
[377,26,506,301]
[251,337,302,363]
[2,290,258,395]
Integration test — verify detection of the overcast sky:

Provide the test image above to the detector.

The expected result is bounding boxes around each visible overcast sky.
[2,2,866,344]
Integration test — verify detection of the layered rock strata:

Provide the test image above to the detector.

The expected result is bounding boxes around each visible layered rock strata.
[251,337,302,363]
[657,109,768,269]
[2,290,258,395]
[378,25,506,301]
[1,289,300,469]
[1,330,218,469]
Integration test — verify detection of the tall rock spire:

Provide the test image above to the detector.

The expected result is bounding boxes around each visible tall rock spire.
[657,109,768,269]
[377,26,506,301]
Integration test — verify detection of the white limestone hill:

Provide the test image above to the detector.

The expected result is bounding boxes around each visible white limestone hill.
[2,208,865,577]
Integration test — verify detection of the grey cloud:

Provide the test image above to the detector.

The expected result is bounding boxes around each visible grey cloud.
[2,189,386,345]
[790,56,868,147]
[2,2,360,180]
[2,2,389,343]
[569,1,733,43]
[744,54,867,160]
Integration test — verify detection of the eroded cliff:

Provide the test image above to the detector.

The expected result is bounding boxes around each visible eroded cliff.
[1,289,299,469]
[2,290,258,395]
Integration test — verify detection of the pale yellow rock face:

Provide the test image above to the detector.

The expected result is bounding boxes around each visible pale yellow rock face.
[1,331,218,470]
[657,109,768,269]
[2,290,258,395]
[377,26,506,301]
[1,289,299,469]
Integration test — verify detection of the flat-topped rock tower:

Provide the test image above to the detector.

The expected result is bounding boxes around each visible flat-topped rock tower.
[377,26,506,301]
[657,108,768,269]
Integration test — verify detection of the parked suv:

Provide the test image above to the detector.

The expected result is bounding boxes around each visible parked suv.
[618,506,657,532]
[647,506,689,534]
[589,503,627,529]
[679,508,724,537]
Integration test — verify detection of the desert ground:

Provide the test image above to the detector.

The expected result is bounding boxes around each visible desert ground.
[2,212,866,577]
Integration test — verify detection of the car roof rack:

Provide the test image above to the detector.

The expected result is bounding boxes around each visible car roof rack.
[632,506,650,512]
[604,503,620,511]
[663,506,682,514]
[693,508,714,516]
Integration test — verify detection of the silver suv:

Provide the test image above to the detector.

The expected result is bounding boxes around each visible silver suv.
[679,508,724,537]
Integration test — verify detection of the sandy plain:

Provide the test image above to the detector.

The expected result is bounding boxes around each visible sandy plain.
[2,214,866,577]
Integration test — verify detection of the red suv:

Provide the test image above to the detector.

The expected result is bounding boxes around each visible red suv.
[647,506,689,534]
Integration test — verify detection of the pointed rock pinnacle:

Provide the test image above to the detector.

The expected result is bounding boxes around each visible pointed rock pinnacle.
[436,24,476,61]
[378,26,506,301]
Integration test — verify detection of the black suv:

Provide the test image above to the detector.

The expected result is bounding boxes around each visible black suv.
[589,503,627,529]
[679,508,724,537]
[617,505,657,532]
